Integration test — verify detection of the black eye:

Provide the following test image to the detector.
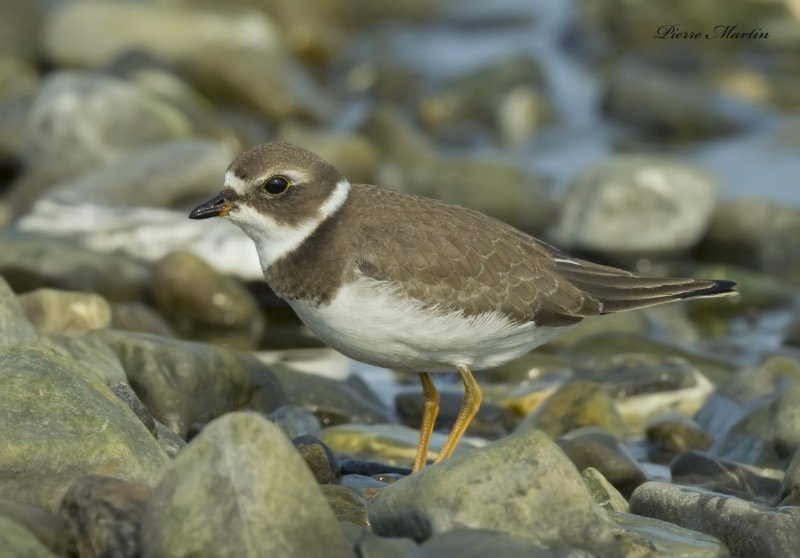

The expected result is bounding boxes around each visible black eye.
[261,176,290,196]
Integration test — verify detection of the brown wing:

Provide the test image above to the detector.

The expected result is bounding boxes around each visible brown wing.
[350,187,601,327]
[349,185,735,327]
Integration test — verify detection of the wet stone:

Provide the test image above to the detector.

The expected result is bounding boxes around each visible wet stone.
[90,329,288,437]
[292,435,341,485]
[141,412,350,558]
[18,288,111,336]
[671,450,783,504]
[646,413,713,463]
[369,428,620,554]
[340,460,412,478]
[320,484,369,525]
[58,475,151,558]
[412,529,564,558]
[516,380,627,440]
[631,481,800,558]
[110,302,175,337]
[610,511,728,558]
[272,364,395,426]
[268,404,322,440]
[151,250,265,349]
[558,427,648,498]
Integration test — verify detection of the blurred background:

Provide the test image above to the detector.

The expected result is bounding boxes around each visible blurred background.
[1,0,798,357]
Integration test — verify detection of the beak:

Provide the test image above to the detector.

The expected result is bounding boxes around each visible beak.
[189,193,235,219]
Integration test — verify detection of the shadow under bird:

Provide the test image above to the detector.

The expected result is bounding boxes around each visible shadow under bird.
[190,142,736,471]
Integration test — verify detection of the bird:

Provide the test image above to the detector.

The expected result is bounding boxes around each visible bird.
[189,142,736,472]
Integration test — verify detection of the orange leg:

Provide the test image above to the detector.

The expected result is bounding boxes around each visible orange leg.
[412,372,440,472]
[435,365,482,462]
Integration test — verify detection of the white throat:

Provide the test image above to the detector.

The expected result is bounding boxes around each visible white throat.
[228,178,351,270]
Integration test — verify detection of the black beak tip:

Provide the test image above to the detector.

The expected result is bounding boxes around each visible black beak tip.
[188,194,228,220]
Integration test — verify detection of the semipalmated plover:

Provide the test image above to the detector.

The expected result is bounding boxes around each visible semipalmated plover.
[190,142,735,471]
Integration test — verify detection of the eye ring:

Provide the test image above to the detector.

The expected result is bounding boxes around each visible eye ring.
[261,175,291,196]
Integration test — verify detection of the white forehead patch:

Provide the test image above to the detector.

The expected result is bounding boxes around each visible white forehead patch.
[229,179,351,270]
[224,170,248,195]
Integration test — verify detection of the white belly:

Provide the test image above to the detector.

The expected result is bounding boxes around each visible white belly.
[286,276,568,372]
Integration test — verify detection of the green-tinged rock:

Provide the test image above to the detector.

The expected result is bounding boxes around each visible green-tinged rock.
[0,516,57,558]
[110,302,175,337]
[516,380,627,440]
[89,329,287,437]
[611,511,728,558]
[18,288,111,336]
[0,274,36,347]
[582,467,628,513]
[0,498,66,556]
[0,343,169,512]
[646,414,713,463]
[0,233,152,302]
[368,429,620,554]
[141,412,350,558]
[59,475,151,558]
[320,484,368,525]
[631,481,799,557]
[36,334,127,384]
[151,251,264,349]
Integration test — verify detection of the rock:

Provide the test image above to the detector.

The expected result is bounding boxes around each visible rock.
[602,70,742,142]
[700,357,800,468]
[268,405,322,440]
[552,156,718,257]
[58,475,151,558]
[90,329,287,437]
[411,529,563,558]
[368,429,619,554]
[396,389,516,440]
[272,365,395,426]
[15,203,264,281]
[646,414,713,463]
[0,274,36,347]
[0,232,153,302]
[417,55,554,147]
[515,380,627,440]
[44,139,232,208]
[0,343,169,512]
[141,412,350,558]
[151,250,264,349]
[35,334,128,385]
[323,424,461,469]
[18,288,111,336]
[670,451,782,504]
[0,498,66,556]
[573,353,714,436]
[340,462,411,479]
[630,481,800,557]
[43,1,280,67]
[292,435,341,484]
[363,106,554,233]
[277,125,380,184]
[345,523,417,558]
[582,467,628,512]
[320,484,369,525]
[0,0,41,63]
[611,511,728,558]
[111,302,175,337]
[23,71,191,183]
[0,516,58,558]
[779,446,800,504]
[558,427,648,497]
[697,199,800,286]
